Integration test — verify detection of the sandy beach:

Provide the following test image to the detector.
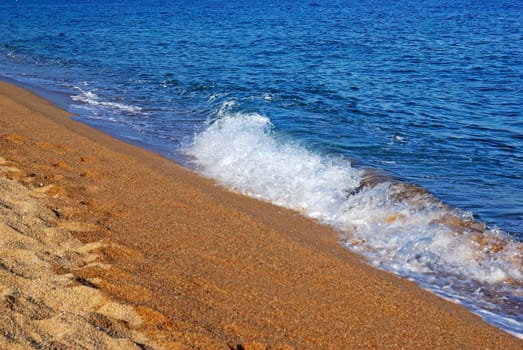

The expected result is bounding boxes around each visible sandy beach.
[0,80,521,349]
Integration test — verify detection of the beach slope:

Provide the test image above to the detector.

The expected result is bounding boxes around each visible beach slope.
[0,81,521,349]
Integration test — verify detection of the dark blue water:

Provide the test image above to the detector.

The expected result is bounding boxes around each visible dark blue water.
[1,0,522,337]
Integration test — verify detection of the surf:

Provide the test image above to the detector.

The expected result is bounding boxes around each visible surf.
[184,101,523,337]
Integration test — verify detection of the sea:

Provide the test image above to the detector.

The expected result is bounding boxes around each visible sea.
[1,0,521,338]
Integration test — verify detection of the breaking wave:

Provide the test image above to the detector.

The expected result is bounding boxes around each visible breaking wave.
[185,101,523,337]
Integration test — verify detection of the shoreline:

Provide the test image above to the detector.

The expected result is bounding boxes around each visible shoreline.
[1,80,521,348]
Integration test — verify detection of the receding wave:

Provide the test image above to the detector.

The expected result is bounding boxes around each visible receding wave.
[185,102,522,337]
[72,87,142,114]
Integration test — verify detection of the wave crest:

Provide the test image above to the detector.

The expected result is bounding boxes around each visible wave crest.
[185,102,522,336]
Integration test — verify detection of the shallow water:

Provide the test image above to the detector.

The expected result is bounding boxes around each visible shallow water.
[1,0,521,337]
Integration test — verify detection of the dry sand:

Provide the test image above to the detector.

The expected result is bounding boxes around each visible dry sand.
[0,81,521,349]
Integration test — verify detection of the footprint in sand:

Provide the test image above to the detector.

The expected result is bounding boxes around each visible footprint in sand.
[0,167,158,349]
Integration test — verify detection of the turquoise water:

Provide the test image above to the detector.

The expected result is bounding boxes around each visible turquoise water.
[1,0,521,336]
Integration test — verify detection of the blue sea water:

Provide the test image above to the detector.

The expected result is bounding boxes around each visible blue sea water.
[1,0,522,337]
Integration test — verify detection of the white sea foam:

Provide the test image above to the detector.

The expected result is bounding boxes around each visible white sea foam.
[186,105,361,218]
[184,102,523,335]
[72,88,142,114]
[340,181,520,281]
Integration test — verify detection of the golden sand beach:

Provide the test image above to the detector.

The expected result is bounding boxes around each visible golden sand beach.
[0,81,521,349]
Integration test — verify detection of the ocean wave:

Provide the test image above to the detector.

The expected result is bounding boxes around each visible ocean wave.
[185,101,523,337]
[71,87,142,114]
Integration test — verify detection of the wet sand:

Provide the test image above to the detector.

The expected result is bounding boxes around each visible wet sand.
[0,80,521,349]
